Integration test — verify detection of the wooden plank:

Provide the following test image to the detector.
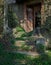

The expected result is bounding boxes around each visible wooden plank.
[26,0,42,5]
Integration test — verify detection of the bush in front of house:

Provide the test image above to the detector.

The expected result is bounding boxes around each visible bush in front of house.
[27,36,36,42]
[36,43,45,53]
[8,8,19,29]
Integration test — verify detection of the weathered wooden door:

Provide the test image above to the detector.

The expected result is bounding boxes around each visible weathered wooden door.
[26,5,34,32]
[26,4,41,32]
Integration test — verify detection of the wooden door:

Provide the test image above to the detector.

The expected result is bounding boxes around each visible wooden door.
[26,5,34,32]
[26,4,41,32]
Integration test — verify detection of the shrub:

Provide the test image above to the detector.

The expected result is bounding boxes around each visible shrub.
[27,36,36,42]
[36,43,45,53]
[8,8,19,29]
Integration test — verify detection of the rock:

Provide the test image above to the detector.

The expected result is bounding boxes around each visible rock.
[36,38,46,45]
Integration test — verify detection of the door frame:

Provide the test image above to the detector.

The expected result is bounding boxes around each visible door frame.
[26,3,41,30]
[34,3,41,29]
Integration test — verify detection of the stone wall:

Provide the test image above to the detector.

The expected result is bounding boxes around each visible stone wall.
[38,0,51,24]
[44,0,51,21]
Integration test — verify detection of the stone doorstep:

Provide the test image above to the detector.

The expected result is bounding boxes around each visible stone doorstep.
[15,41,25,46]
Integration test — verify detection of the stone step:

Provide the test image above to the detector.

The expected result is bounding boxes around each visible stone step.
[12,51,39,56]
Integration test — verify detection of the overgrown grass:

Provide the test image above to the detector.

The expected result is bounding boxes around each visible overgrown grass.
[15,26,33,38]
[0,51,51,65]
[0,42,51,65]
[0,26,51,65]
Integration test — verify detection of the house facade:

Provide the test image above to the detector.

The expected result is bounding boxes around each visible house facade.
[0,0,51,33]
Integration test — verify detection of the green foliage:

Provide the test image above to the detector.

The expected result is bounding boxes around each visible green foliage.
[36,43,45,53]
[16,26,25,32]
[0,42,4,51]
[0,40,51,65]
[27,36,36,41]
[42,16,51,34]
[21,31,33,37]
[8,9,19,29]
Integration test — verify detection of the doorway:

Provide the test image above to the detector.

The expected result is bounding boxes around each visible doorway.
[27,3,41,30]
[34,4,41,29]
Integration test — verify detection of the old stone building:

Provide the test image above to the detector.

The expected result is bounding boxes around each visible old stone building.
[0,0,51,33]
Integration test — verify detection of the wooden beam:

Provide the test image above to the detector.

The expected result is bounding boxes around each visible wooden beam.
[26,0,42,5]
